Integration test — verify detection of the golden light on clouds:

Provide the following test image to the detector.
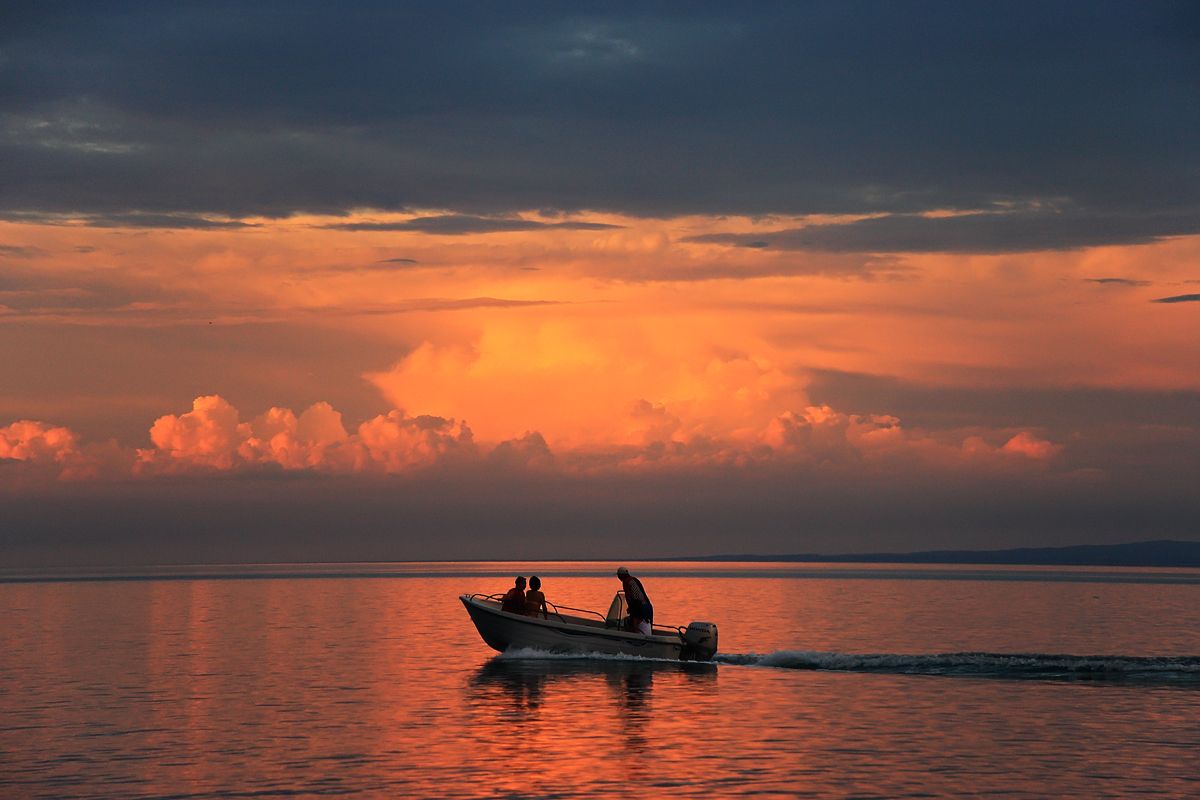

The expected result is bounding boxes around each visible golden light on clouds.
[2,211,1198,486]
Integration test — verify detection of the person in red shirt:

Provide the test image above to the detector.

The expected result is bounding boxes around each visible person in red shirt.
[500,576,527,614]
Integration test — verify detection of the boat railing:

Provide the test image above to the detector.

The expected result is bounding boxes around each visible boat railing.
[470,593,606,624]
[544,599,607,624]
[469,593,686,637]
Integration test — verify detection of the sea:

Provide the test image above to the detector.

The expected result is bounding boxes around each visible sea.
[2,561,1198,798]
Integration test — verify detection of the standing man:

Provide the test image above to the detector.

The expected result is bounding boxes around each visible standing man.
[616,566,653,635]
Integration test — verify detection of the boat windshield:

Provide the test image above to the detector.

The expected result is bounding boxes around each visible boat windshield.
[605,591,626,627]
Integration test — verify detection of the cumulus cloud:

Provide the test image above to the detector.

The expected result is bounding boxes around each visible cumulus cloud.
[1,420,80,464]
[1000,431,1063,460]
[4,394,1067,483]
[0,419,119,480]
[356,411,475,471]
[488,431,555,470]
[962,431,1063,465]
[237,402,354,471]
[141,395,250,471]
[368,327,810,449]
[136,396,475,475]
[763,406,901,465]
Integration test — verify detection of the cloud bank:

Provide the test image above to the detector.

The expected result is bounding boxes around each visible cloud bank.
[2,2,1197,252]
[135,396,476,475]
[5,393,1063,484]
[321,215,622,234]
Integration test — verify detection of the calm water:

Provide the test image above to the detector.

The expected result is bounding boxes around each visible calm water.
[2,562,1199,798]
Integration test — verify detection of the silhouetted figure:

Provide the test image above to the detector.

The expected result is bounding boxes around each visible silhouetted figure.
[501,576,527,614]
[616,566,653,635]
[525,575,548,619]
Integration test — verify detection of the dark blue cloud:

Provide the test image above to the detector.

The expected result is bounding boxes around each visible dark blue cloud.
[321,215,622,234]
[0,211,258,229]
[1086,278,1152,287]
[1152,293,1200,303]
[686,210,1200,253]
[1,1,1197,249]
[0,244,48,258]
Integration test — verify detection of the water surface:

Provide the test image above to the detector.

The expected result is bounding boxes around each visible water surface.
[2,562,1198,797]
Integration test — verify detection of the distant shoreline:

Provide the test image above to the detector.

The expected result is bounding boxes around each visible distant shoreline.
[675,540,1200,568]
[4,540,1198,576]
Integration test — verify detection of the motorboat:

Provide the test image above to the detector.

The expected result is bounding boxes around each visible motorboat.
[460,591,718,661]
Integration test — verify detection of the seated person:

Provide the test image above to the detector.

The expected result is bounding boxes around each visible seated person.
[525,575,548,619]
[500,576,527,614]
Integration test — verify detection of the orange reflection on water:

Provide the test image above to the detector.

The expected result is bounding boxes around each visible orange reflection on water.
[2,568,1199,797]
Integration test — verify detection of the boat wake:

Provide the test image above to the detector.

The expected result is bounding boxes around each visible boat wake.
[494,646,1200,684]
[498,647,685,665]
[715,650,1200,683]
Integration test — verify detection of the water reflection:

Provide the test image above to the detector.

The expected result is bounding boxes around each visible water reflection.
[470,657,717,724]
[468,657,710,767]
[4,571,1199,798]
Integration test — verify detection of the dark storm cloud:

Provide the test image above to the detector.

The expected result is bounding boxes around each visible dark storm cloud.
[0,211,259,229]
[0,244,48,258]
[377,257,418,264]
[0,242,47,257]
[321,215,622,234]
[1086,277,1152,287]
[1,1,1197,249]
[76,213,259,230]
[1151,293,1200,303]
[686,210,1200,254]
[806,368,1200,433]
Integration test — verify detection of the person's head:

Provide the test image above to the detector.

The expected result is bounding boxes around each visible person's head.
[515,575,527,589]
[529,575,541,591]
[616,566,629,581]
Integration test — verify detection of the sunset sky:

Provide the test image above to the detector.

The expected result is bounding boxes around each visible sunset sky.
[2,2,1198,565]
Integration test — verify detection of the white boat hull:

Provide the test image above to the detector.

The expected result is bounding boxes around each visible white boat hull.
[461,595,685,660]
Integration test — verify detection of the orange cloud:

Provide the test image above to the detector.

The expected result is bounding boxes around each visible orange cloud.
[1,420,81,473]
[961,431,1063,466]
[355,410,475,472]
[142,395,249,470]
[367,314,807,449]
[3,213,1194,494]
[1000,431,1063,460]
[4,393,1068,484]
[133,396,475,475]
[0,419,124,480]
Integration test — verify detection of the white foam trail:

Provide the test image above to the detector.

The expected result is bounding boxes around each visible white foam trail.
[498,647,684,664]
[493,647,1200,681]
[715,650,1200,680]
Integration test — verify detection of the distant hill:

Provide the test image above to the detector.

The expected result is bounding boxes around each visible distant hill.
[689,540,1200,568]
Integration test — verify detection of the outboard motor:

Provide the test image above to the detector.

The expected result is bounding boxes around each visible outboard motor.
[681,621,718,661]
